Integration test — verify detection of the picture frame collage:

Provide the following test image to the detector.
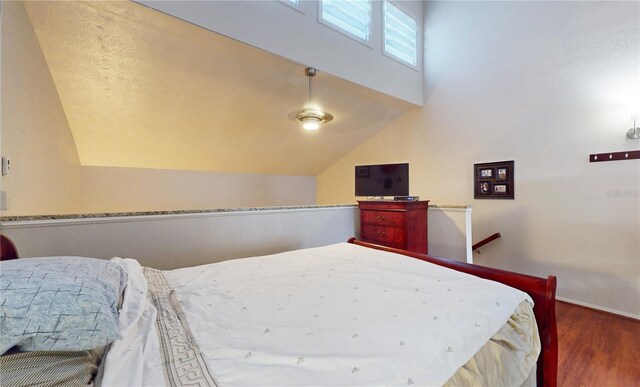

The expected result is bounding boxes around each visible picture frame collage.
[474,160,514,199]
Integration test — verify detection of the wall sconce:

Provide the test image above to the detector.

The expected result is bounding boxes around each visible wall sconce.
[589,94,640,161]
[627,119,639,139]
[626,94,639,139]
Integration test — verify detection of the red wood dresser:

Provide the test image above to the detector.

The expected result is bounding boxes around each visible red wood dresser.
[358,200,429,254]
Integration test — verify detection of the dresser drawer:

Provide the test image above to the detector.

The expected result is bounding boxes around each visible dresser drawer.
[358,200,429,254]
[361,210,404,228]
[361,225,404,247]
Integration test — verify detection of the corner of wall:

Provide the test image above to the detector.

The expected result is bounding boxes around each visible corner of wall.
[316,109,419,204]
[1,1,82,216]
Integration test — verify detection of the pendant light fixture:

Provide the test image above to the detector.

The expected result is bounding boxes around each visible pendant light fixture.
[296,67,333,130]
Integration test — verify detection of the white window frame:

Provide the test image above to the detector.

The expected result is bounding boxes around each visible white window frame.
[277,0,305,14]
[382,0,420,71]
[318,0,373,48]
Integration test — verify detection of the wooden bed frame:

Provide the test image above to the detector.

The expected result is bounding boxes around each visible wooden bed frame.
[0,233,555,386]
[348,238,558,387]
[0,234,19,261]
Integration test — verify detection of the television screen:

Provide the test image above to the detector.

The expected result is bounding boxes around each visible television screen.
[355,163,409,197]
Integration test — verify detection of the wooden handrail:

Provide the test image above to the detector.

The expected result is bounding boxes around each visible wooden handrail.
[472,232,501,251]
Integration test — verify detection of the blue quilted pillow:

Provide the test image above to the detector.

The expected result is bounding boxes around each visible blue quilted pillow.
[0,256,128,354]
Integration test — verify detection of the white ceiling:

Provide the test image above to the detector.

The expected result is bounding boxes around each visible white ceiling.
[25,1,415,176]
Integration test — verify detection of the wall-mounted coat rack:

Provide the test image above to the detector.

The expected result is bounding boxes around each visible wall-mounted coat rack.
[589,150,640,162]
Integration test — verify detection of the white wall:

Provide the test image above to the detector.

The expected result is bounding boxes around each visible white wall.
[2,206,357,269]
[2,204,472,271]
[80,166,316,213]
[318,1,640,318]
[136,0,423,105]
[428,207,472,264]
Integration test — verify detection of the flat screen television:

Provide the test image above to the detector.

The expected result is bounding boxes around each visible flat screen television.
[355,163,409,197]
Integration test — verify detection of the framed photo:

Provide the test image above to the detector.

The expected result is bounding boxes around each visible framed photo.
[474,161,514,199]
[479,168,493,179]
[496,167,508,181]
[493,184,507,193]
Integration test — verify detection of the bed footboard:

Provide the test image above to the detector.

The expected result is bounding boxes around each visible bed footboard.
[347,238,557,387]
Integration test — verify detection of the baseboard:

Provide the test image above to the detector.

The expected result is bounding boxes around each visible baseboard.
[556,296,640,320]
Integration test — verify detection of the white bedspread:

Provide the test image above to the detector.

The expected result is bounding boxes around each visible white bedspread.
[101,243,533,386]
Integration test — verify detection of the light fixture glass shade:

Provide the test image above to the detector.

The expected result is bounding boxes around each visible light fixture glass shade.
[302,117,320,130]
[295,108,333,130]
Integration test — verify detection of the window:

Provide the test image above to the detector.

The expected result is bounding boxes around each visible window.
[383,1,418,67]
[320,0,371,44]
[278,0,303,12]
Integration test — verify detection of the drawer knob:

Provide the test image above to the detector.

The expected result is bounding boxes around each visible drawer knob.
[377,231,386,237]
[377,216,385,221]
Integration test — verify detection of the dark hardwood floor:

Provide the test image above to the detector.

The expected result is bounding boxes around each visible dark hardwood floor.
[556,301,640,386]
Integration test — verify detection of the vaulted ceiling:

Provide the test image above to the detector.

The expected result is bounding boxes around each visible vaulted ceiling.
[24,1,415,176]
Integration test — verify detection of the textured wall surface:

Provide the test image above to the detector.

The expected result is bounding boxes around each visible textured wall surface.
[80,166,316,213]
[0,1,83,216]
[1,1,319,215]
[25,1,413,176]
[138,0,424,105]
[318,1,640,317]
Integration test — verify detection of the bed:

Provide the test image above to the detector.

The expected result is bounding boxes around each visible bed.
[0,235,557,387]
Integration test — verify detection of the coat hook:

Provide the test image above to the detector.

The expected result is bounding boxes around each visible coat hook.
[590,150,639,162]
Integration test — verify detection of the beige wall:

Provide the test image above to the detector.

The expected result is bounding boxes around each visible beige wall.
[318,1,640,318]
[0,1,316,216]
[0,1,83,216]
[80,166,315,213]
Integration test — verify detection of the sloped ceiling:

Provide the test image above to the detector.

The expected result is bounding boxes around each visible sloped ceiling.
[25,1,415,176]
